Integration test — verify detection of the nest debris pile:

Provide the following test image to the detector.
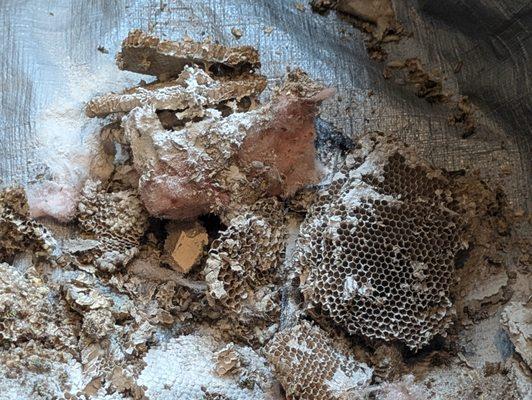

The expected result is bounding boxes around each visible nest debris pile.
[0,30,529,400]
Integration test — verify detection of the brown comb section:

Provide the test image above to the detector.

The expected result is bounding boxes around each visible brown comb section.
[117,29,260,79]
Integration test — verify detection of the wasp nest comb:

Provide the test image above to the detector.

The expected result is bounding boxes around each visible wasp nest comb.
[265,320,372,399]
[204,199,287,320]
[0,262,77,347]
[294,132,467,350]
[116,29,261,79]
[77,179,148,271]
[0,188,58,261]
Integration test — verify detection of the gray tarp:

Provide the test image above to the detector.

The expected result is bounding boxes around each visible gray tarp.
[1,0,530,209]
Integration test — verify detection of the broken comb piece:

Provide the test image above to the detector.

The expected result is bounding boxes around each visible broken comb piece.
[116,29,261,79]
[85,67,266,118]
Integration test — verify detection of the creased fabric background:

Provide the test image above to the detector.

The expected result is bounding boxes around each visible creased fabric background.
[0,0,530,209]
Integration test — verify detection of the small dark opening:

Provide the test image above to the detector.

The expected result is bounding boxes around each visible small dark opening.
[141,217,168,247]
[198,213,227,242]
[454,246,472,269]
[403,334,450,363]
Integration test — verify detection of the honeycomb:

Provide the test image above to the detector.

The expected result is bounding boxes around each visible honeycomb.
[204,199,287,319]
[0,262,77,348]
[77,179,148,271]
[85,66,266,118]
[294,132,466,350]
[117,29,261,78]
[264,320,372,399]
[0,187,58,261]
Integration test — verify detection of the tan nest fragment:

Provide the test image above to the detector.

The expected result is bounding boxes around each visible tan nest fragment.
[77,179,148,271]
[204,199,287,320]
[294,131,472,350]
[116,29,261,79]
[0,187,58,261]
[265,320,372,399]
[85,67,266,118]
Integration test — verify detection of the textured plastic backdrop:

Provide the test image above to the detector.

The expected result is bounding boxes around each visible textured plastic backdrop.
[1,0,530,209]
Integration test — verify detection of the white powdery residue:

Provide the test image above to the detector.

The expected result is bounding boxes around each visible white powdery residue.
[133,67,214,110]
[331,171,346,182]
[349,150,386,182]
[343,275,358,300]
[376,374,429,400]
[325,364,372,397]
[342,180,398,208]
[0,357,84,400]
[36,59,140,180]
[178,65,214,89]
[324,214,342,239]
[137,331,275,400]
[343,275,373,301]
[286,337,313,355]
[219,108,262,145]
[28,58,144,220]
[284,216,303,263]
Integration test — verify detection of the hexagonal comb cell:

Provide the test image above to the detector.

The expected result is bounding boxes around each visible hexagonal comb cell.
[265,320,372,399]
[294,132,467,350]
[204,199,287,319]
[77,179,149,271]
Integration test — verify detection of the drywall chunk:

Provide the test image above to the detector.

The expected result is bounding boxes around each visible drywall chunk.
[117,29,261,79]
[164,222,208,274]
[85,66,266,117]
[123,69,331,219]
[265,320,372,399]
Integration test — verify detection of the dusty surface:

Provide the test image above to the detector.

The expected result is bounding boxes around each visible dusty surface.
[310,1,482,138]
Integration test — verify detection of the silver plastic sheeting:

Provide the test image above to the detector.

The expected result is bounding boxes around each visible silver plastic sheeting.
[0,0,530,209]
